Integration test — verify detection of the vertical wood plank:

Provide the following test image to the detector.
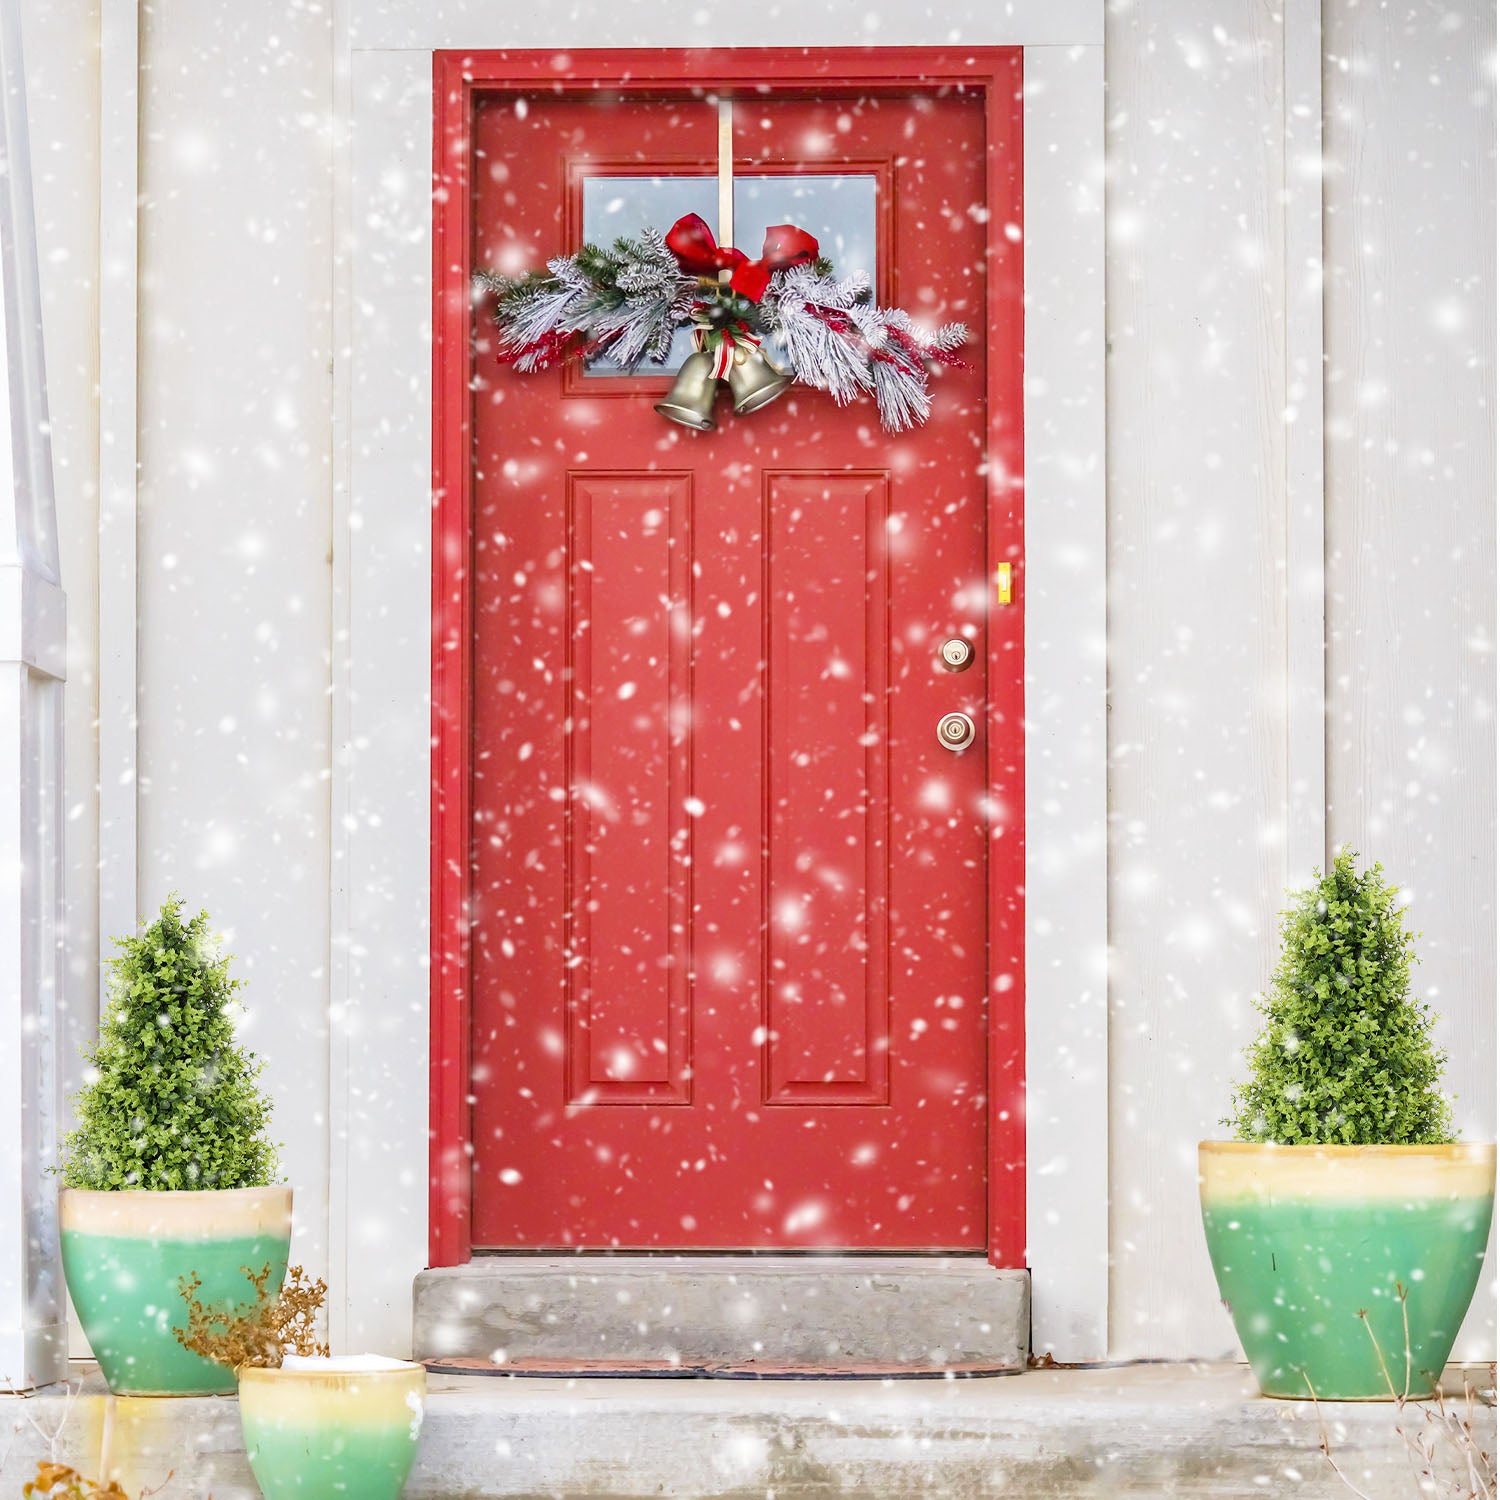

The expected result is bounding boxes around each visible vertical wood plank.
[19,0,101,1364]
[1106,0,1289,1359]
[137,0,336,1316]
[0,0,68,1385]
[97,0,138,986]
[1284,0,1327,879]
[326,0,354,1353]
[1323,0,1497,1360]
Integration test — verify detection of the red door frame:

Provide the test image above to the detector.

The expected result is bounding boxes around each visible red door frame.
[430,46,1025,1269]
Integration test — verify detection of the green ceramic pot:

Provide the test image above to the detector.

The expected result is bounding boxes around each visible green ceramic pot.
[239,1357,426,1500]
[1199,1142,1495,1400]
[60,1185,292,1395]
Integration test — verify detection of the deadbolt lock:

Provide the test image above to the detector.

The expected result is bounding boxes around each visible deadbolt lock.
[936,711,976,752]
[939,637,975,671]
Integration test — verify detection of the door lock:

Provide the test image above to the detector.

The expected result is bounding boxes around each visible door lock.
[936,711,976,752]
[939,637,975,671]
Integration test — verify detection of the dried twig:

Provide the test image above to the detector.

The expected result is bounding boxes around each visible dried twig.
[0,1383,182,1500]
[20,1460,178,1500]
[0,1379,78,1478]
[175,1263,328,1372]
[1307,1372,1379,1500]
[1315,1286,1496,1500]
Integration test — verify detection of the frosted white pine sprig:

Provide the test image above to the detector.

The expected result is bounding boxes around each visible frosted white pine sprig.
[759,265,969,432]
[924,321,969,356]
[871,359,931,431]
[759,287,873,405]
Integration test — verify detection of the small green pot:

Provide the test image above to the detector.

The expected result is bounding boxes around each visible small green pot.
[239,1358,426,1500]
[1199,1142,1495,1400]
[60,1185,292,1396]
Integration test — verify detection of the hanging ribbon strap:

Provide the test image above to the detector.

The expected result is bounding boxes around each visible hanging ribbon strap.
[666,213,819,303]
[692,320,762,379]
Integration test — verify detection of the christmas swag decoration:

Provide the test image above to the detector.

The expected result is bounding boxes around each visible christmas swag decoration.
[474,213,968,433]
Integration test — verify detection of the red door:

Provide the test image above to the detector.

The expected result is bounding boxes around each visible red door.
[463,79,1013,1250]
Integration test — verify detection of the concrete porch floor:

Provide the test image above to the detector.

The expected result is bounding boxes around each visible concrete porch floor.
[2,1362,1494,1499]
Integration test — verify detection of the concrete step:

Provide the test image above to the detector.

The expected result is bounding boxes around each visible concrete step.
[4,1363,1490,1498]
[412,1256,1030,1373]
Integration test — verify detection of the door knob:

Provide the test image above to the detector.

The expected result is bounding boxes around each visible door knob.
[936,712,976,751]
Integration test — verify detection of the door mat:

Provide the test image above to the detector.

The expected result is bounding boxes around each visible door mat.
[423,1356,1020,1381]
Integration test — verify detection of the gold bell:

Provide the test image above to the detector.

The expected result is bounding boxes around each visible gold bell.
[726,344,792,415]
[654,351,719,431]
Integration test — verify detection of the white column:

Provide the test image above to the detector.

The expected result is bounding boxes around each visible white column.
[1023,40,1109,1362]
[0,0,68,1391]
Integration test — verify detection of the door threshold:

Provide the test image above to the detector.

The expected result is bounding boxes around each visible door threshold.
[469,1246,990,1257]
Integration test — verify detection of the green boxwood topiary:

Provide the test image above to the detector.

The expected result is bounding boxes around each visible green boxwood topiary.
[60,896,280,1190]
[1227,849,1456,1146]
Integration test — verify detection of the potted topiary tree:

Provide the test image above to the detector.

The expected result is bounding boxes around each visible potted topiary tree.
[58,896,292,1395]
[1200,850,1495,1400]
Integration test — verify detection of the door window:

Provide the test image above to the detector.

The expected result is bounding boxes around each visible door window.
[579,173,878,377]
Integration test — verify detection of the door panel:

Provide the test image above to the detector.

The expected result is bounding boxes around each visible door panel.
[468,88,996,1249]
[763,471,890,1106]
[564,472,694,1104]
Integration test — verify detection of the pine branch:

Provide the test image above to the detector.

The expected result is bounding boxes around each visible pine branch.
[475,229,693,373]
[474,228,965,428]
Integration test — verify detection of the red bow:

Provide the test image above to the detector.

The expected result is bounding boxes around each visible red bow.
[665,213,819,303]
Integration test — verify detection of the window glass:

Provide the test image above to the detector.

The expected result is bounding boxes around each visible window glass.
[733,174,877,283]
[578,173,878,378]
[580,177,714,377]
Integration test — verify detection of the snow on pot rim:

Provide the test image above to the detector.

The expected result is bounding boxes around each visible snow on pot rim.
[277,1354,420,1373]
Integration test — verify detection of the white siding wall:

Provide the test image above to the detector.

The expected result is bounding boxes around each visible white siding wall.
[20,0,1497,1360]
